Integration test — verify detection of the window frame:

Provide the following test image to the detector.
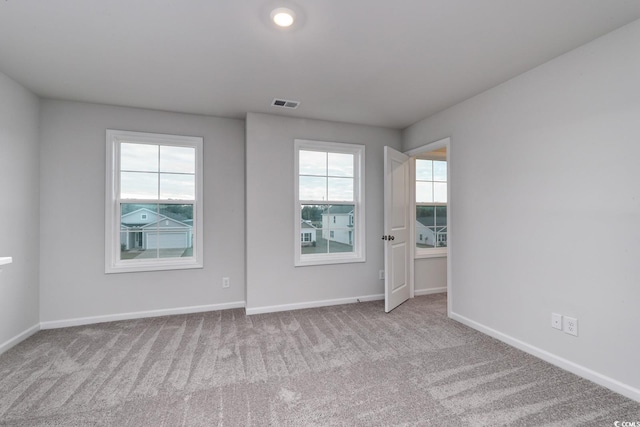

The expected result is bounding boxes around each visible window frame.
[105,129,204,274]
[294,139,365,267]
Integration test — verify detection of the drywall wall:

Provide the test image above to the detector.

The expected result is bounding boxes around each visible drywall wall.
[0,72,40,351]
[39,100,245,324]
[403,20,640,395]
[245,113,401,312]
[414,257,447,294]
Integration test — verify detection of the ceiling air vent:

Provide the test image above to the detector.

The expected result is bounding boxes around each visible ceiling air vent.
[272,98,300,109]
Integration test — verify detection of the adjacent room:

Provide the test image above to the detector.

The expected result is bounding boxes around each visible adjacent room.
[1,1,639,425]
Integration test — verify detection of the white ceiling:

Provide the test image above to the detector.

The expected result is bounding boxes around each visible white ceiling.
[1,1,639,129]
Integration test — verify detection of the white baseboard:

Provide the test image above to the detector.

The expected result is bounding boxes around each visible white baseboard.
[450,311,640,402]
[414,287,447,296]
[40,301,246,330]
[0,323,40,355]
[246,293,384,315]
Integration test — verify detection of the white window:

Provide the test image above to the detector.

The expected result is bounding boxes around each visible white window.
[294,139,365,266]
[415,158,447,256]
[105,130,203,273]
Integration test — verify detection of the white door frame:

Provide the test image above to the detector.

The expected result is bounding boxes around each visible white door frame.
[404,137,452,316]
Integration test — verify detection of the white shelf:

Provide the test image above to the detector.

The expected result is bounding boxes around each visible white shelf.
[0,257,12,266]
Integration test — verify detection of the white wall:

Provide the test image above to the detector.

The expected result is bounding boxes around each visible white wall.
[403,20,640,396]
[39,100,245,324]
[414,257,447,295]
[245,113,401,312]
[0,72,40,351]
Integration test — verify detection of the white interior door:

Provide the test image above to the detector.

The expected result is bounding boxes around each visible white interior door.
[384,146,411,312]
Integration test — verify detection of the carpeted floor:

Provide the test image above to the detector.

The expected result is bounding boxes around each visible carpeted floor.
[0,294,638,426]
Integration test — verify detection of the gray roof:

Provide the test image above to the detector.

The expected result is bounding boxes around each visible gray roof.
[416,216,447,228]
[121,207,192,229]
[322,205,354,215]
[122,207,192,223]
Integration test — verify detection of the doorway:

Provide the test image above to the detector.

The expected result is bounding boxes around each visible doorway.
[384,137,451,315]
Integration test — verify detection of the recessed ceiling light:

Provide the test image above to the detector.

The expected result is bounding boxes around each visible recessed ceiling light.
[271,7,295,27]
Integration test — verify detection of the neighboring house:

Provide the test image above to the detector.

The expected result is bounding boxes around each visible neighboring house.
[321,206,354,246]
[416,217,447,247]
[300,220,317,246]
[120,208,193,250]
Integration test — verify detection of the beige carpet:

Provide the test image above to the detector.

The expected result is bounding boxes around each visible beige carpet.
[0,294,638,426]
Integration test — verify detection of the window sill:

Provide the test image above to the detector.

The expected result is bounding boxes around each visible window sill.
[295,254,365,267]
[415,250,447,260]
[106,259,203,274]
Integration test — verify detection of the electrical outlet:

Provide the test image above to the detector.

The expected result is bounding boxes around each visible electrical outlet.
[563,316,578,336]
[551,313,562,330]
[222,277,230,288]
[379,270,385,280]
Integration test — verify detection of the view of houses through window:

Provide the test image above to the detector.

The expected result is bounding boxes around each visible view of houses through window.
[300,204,355,254]
[120,203,194,260]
